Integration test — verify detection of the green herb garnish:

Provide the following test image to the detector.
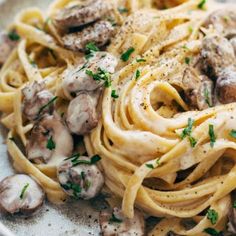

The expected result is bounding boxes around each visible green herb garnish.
[209,124,216,148]
[61,182,82,198]
[46,136,56,150]
[135,69,141,80]
[204,228,223,236]
[111,90,119,99]
[109,213,123,223]
[204,87,212,107]
[146,164,154,169]
[38,96,58,116]
[207,209,218,225]
[8,31,20,41]
[233,200,236,208]
[198,0,207,9]
[86,68,111,87]
[9,137,15,142]
[188,26,193,33]
[230,129,236,139]
[121,47,135,62]
[185,57,191,65]
[85,42,99,59]
[118,7,128,14]
[72,155,101,167]
[20,183,29,199]
[181,118,197,147]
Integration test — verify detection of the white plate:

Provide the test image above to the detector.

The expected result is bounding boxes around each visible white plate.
[0,1,100,235]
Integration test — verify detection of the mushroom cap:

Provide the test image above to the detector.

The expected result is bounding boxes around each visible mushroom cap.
[57,156,104,200]
[0,174,45,216]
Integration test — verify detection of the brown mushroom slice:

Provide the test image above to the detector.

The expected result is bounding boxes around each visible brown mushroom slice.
[62,52,118,98]
[203,9,236,38]
[66,90,100,135]
[0,32,18,66]
[0,174,45,216]
[216,67,236,104]
[54,0,112,29]
[22,81,55,121]
[230,37,236,55]
[26,113,73,164]
[99,207,145,236]
[201,34,236,78]
[183,68,214,110]
[62,20,114,52]
[57,156,104,200]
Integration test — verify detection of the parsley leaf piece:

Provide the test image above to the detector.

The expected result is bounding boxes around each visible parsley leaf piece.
[109,213,123,223]
[38,96,58,116]
[8,31,20,41]
[135,69,141,80]
[204,87,212,107]
[181,118,194,139]
[198,0,207,9]
[111,90,119,99]
[118,7,128,14]
[209,124,216,148]
[20,183,30,199]
[136,58,146,63]
[146,164,154,169]
[233,200,236,208]
[189,136,197,147]
[85,42,99,59]
[185,57,191,65]
[204,228,223,236]
[90,155,101,164]
[121,47,135,62]
[86,68,111,87]
[230,129,236,139]
[207,209,218,225]
[9,137,15,142]
[46,136,56,150]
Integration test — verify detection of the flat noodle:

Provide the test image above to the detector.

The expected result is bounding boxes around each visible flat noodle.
[0,0,236,234]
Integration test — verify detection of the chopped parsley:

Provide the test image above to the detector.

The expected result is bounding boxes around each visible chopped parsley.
[71,155,101,167]
[181,118,197,147]
[85,42,99,59]
[28,57,37,67]
[120,47,135,62]
[135,69,141,80]
[20,183,30,199]
[38,96,58,116]
[8,31,20,41]
[234,200,236,208]
[198,0,207,10]
[230,129,236,139]
[204,228,223,236]
[209,124,216,148]
[111,90,119,99]
[188,26,193,33]
[109,213,123,223]
[146,164,154,169]
[118,7,128,14]
[204,87,212,107]
[86,67,111,87]
[61,182,81,198]
[185,57,191,65]
[9,137,15,141]
[136,58,146,63]
[207,209,218,225]
[46,136,56,150]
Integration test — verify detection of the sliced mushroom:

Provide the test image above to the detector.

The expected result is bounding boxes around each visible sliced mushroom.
[66,90,101,135]
[216,67,236,104]
[22,81,55,121]
[54,0,112,29]
[204,9,236,38]
[0,32,18,66]
[0,174,45,216]
[62,20,114,52]
[57,155,104,200]
[62,52,118,98]
[200,34,236,78]
[99,207,145,236]
[183,68,214,110]
[26,113,73,164]
[230,37,236,55]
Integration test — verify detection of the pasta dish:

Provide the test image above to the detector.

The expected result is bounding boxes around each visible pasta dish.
[0,0,236,235]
